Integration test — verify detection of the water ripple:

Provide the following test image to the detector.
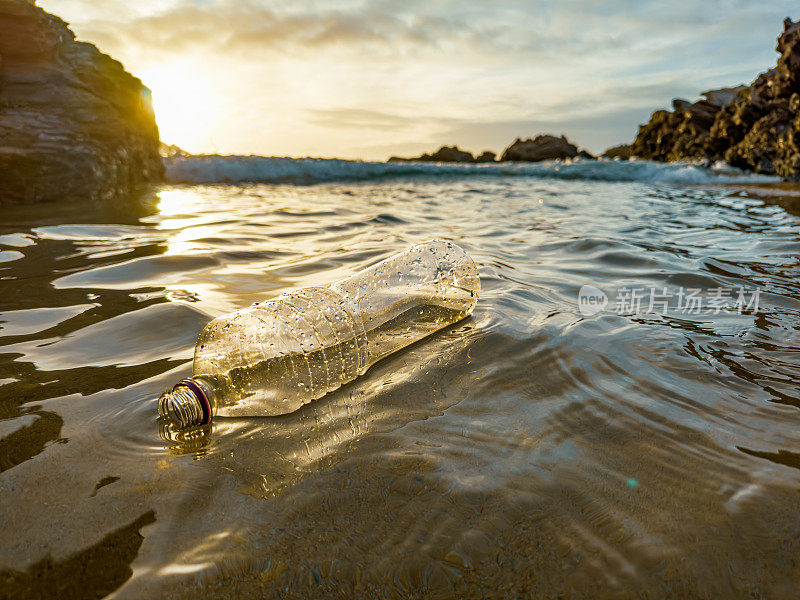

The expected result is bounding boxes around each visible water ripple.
[1,173,800,597]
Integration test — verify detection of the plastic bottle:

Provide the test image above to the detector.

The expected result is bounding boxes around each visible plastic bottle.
[158,239,480,427]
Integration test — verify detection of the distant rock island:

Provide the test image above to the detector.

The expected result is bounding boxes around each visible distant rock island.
[627,18,800,179]
[501,135,593,162]
[389,134,592,164]
[0,0,162,204]
[389,145,482,163]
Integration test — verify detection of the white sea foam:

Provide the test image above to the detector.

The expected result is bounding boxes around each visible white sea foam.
[164,155,782,186]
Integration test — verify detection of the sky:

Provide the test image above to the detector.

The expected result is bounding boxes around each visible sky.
[39,0,799,160]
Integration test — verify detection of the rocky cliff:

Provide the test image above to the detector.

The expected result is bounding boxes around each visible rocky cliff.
[631,18,800,179]
[630,88,746,162]
[0,0,162,204]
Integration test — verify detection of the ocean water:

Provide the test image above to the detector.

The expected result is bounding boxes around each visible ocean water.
[1,158,800,599]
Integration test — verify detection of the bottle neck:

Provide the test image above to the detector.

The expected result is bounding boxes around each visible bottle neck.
[158,377,214,427]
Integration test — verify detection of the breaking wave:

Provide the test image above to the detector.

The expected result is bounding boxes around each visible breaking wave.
[164,155,781,186]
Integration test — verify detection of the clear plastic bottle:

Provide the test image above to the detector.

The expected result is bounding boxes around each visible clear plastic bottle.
[158,239,480,427]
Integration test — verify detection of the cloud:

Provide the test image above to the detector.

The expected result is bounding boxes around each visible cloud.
[307,108,415,131]
[61,1,477,59]
[49,0,799,92]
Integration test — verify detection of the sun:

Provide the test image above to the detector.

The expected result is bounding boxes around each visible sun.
[139,62,219,152]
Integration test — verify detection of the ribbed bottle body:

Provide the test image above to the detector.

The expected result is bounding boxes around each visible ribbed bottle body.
[191,240,479,417]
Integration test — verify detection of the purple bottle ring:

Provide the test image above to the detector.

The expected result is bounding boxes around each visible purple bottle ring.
[173,379,211,425]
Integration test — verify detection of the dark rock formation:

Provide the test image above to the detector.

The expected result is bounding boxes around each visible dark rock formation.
[602,144,633,160]
[500,134,585,162]
[389,145,474,163]
[475,150,496,163]
[0,0,163,204]
[631,18,800,179]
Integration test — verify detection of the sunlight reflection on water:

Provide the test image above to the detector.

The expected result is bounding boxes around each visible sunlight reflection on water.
[1,174,800,598]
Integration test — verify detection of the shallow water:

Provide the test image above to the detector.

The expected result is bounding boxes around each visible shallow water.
[1,160,800,598]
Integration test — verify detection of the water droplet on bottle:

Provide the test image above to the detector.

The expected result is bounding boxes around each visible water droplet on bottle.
[185,241,477,424]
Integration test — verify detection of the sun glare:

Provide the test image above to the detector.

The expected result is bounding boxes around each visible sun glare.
[140,62,219,152]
